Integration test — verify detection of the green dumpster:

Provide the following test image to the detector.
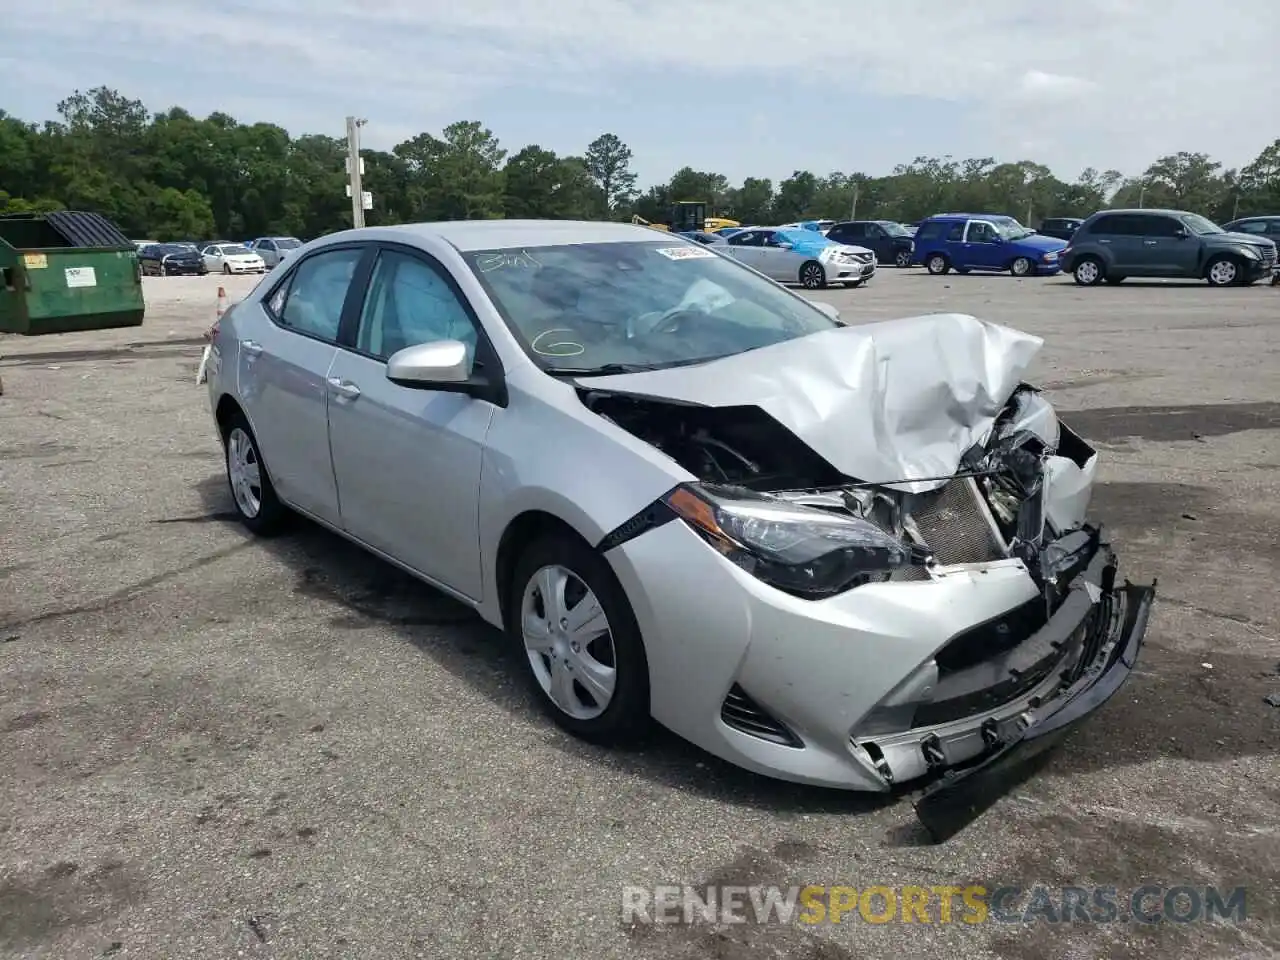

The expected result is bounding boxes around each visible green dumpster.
[0,211,145,335]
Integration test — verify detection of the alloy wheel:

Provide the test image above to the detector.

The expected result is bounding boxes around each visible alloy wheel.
[227,427,263,519]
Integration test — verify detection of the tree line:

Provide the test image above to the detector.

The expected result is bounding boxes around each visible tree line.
[1,87,1277,241]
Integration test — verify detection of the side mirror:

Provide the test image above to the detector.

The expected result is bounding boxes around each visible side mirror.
[1173,228,1188,239]
[808,300,841,321]
[386,340,471,386]
[776,242,793,250]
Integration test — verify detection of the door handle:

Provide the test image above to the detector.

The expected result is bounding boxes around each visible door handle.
[241,339,263,355]
[1143,240,1158,245]
[326,377,361,400]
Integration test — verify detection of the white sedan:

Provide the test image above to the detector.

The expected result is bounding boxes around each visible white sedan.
[202,243,266,275]
[723,227,877,288]
[201,220,1153,840]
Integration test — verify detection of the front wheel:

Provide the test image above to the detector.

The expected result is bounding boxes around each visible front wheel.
[799,261,827,289]
[894,249,912,268]
[1205,255,1240,287]
[845,279,865,288]
[1073,257,1105,286]
[223,263,232,275]
[926,253,950,275]
[508,534,650,744]
[1010,256,1034,277]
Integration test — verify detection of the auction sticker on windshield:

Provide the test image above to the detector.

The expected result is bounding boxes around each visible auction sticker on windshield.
[654,246,716,260]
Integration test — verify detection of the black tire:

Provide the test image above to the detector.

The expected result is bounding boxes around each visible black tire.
[799,261,827,289]
[894,249,912,268]
[1073,256,1105,286]
[1010,256,1035,277]
[1105,276,1127,285]
[508,534,650,744]
[1205,255,1241,287]
[221,410,288,536]
[845,279,865,288]
[223,263,232,275]
[925,253,950,275]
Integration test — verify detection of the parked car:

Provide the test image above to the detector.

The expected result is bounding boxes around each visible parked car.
[139,243,208,276]
[1037,217,1085,242]
[1221,215,1280,241]
[825,220,915,268]
[715,226,747,238]
[912,214,1067,276]
[203,220,1153,830]
[202,242,267,275]
[132,239,158,250]
[1061,210,1278,286]
[675,230,728,246]
[723,227,876,288]
[251,236,303,268]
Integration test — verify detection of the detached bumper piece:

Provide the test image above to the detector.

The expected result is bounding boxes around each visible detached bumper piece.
[910,541,1155,843]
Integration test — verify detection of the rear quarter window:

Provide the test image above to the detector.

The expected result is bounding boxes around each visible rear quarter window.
[916,221,946,241]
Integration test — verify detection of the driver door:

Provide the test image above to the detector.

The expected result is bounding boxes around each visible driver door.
[757,231,793,279]
[325,245,492,600]
[962,220,1004,269]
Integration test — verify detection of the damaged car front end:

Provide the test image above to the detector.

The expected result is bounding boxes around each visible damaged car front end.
[583,330,1154,836]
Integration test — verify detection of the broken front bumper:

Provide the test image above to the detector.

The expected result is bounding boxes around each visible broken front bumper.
[909,538,1155,841]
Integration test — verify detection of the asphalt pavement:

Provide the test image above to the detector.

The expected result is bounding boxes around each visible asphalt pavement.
[1,267,1277,959]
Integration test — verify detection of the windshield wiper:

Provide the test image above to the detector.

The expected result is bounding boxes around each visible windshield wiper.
[548,362,668,376]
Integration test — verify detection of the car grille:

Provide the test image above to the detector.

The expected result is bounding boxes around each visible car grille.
[905,478,1006,566]
[720,684,802,747]
[1259,245,1277,271]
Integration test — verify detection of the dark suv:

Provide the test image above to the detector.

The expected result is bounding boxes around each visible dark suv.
[1038,217,1084,241]
[1061,209,1278,286]
[825,220,915,267]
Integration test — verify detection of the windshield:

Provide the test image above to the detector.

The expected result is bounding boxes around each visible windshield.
[878,221,910,237]
[223,244,252,256]
[992,218,1034,240]
[276,238,302,249]
[462,241,840,374]
[1182,214,1223,236]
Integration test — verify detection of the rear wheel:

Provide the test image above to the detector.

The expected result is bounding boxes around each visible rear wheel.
[799,261,827,289]
[1073,257,1104,286]
[1010,256,1034,277]
[894,249,912,268]
[1205,255,1240,287]
[222,412,288,536]
[222,263,232,275]
[926,253,950,275]
[508,533,650,744]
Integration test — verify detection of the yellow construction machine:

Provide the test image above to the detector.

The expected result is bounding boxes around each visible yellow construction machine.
[631,202,740,234]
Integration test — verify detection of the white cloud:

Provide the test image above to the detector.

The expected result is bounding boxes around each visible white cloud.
[4,0,1279,182]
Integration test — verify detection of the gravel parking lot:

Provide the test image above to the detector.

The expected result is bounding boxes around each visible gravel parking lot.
[2,268,1278,959]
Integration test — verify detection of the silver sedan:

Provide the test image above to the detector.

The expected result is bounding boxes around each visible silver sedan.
[203,220,1153,837]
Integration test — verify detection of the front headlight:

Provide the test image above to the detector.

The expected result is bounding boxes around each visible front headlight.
[1238,246,1261,260]
[664,484,917,598]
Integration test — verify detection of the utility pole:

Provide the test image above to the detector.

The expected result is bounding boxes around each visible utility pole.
[1138,182,1146,209]
[849,183,859,221]
[1232,193,1240,221]
[346,116,367,228]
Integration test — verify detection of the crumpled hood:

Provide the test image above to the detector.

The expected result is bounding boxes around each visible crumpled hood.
[583,313,1044,493]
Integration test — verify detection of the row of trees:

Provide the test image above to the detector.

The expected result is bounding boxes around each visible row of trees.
[2,87,1278,241]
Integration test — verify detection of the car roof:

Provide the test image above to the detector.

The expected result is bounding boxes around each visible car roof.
[1091,208,1193,217]
[1226,215,1276,222]
[376,219,664,252]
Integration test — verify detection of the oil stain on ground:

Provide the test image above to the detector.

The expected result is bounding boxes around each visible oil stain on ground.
[1064,401,1280,443]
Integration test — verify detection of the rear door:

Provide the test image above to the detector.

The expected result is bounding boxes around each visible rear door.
[236,244,371,525]
[1090,214,1144,271]
[725,230,765,269]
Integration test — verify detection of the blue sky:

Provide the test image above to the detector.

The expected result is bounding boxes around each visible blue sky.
[4,0,1278,187]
